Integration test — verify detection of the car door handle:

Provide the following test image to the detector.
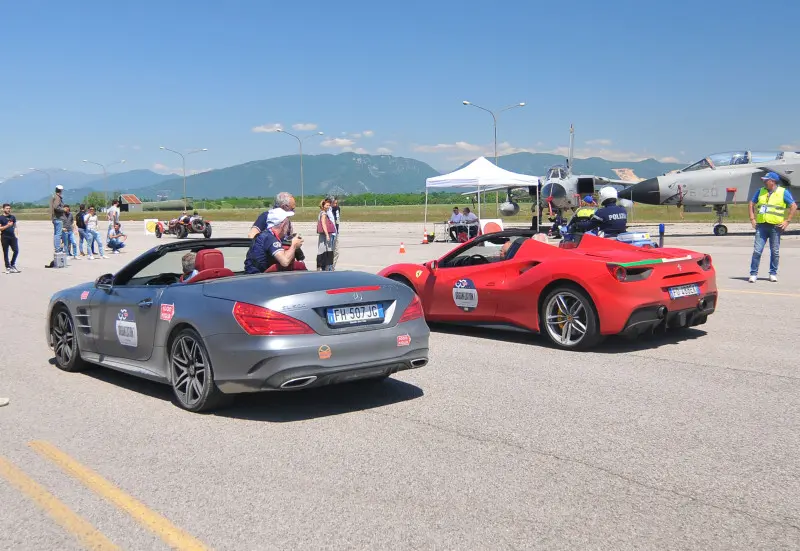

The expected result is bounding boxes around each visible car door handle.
[138,299,153,308]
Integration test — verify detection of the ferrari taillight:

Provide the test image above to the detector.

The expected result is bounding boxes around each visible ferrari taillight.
[608,264,628,282]
[232,302,315,335]
[399,295,424,323]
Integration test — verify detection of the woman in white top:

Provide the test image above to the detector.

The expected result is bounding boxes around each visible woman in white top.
[84,206,107,259]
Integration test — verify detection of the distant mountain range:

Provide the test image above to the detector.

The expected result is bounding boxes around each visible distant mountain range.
[1,153,686,204]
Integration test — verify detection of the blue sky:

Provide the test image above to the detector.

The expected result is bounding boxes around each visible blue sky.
[2,0,799,180]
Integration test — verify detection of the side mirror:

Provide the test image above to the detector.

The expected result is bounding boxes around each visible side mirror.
[429,260,438,272]
[95,273,114,291]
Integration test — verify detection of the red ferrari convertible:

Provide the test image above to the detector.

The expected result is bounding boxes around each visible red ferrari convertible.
[378,229,717,350]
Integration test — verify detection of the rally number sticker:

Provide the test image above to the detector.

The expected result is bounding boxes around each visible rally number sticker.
[115,309,138,347]
[452,278,478,312]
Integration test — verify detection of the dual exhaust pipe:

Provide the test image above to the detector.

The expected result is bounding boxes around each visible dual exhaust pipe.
[656,297,708,320]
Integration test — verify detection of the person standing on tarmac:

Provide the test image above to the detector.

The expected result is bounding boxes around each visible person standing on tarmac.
[583,187,628,237]
[566,195,598,234]
[748,171,797,283]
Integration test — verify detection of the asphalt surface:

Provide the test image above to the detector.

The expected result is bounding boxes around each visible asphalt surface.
[1,219,799,550]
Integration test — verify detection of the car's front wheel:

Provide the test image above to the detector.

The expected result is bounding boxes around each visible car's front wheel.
[540,285,603,350]
[51,307,88,372]
[169,328,228,412]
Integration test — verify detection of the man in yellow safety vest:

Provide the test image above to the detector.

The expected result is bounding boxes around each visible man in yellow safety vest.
[748,172,797,282]
[565,195,597,234]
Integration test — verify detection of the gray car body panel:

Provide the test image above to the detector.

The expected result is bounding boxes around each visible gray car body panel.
[45,239,430,393]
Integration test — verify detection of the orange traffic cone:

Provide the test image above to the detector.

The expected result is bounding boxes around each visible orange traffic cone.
[421,232,428,244]
[399,242,406,253]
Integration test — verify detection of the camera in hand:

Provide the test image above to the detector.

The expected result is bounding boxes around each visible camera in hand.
[281,233,305,260]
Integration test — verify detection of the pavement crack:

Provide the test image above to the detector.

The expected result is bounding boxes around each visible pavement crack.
[367,409,800,533]
[624,353,800,382]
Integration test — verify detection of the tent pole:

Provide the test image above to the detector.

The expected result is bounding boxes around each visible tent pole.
[424,188,429,233]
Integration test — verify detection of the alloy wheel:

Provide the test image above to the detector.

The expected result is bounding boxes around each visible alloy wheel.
[171,335,209,408]
[52,311,74,366]
[544,291,589,347]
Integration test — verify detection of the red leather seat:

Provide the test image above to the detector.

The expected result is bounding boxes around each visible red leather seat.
[265,260,308,272]
[184,249,235,283]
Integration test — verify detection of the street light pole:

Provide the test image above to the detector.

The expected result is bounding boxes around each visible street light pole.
[82,159,125,205]
[462,100,526,214]
[159,147,207,211]
[276,129,324,210]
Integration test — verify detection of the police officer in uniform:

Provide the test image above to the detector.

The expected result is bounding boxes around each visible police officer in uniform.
[565,195,597,234]
[584,187,628,237]
[748,171,797,283]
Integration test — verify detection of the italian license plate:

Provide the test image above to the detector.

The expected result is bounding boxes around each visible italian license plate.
[668,284,700,299]
[327,304,385,325]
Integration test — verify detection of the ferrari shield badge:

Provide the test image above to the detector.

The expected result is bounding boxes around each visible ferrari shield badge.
[115,309,138,347]
[415,270,422,279]
[453,278,478,312]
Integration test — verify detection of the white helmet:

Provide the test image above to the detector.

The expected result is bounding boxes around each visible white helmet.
[598,186,618,205]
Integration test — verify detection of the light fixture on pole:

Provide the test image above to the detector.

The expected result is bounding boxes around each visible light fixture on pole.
[276,129,324,210]
[462,100,526,214]
[159,147,208,211]
[82,160,125,204]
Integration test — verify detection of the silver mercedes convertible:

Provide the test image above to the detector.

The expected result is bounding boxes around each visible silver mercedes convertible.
[45,238,430,412]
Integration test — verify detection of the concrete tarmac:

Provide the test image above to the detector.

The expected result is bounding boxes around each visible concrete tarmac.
[1,220,799,550]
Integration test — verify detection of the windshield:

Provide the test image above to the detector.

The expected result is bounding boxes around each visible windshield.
[546,166,566,180]
[681,158,712,172]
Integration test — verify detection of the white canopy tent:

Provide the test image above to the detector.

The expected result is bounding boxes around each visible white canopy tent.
[423,156,541,229]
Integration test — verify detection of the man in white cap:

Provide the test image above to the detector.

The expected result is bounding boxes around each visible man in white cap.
[49,185,66,252]
[244,208,303,273]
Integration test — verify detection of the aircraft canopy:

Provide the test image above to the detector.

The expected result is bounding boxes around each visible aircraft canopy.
[681,151,782,172]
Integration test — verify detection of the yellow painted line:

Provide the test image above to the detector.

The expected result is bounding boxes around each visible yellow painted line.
[0,456,121,551]
[718,288,800,298]
[29,441,210,551]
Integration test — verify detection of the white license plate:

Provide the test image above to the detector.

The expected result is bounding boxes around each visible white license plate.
[327,304,385,325]
[668,284,700,299]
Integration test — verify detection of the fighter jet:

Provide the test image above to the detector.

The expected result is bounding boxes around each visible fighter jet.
[463,124,635,220]
[618,150,800,235]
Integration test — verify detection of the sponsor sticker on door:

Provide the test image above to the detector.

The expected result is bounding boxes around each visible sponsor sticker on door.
[160,303,175,322]
[452,278,478,312]
[80,291,89,300]
[115,309,138,347]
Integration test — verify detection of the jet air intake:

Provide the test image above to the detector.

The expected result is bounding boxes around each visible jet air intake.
[540,183,568,208]
[617,177,661,205]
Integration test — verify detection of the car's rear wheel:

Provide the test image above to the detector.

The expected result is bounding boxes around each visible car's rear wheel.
[51,307,88,372]
[155,226,162,238]
[203,224,212,238]
[540,285,602,350]
[176,225,188,239]
[169,328,228,412]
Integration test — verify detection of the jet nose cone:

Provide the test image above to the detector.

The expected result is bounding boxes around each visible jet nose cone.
[618,177,661,205]
[541,183,568,207]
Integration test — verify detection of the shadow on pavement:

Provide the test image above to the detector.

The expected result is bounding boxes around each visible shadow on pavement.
[53,359,423,421]
[429,323,707,353]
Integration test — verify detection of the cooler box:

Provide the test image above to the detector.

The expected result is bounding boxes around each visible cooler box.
[53,251,68,268]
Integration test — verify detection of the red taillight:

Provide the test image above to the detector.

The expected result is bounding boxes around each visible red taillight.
[399,295,424,323]
[232,302,315,335]
[607,264,627,282]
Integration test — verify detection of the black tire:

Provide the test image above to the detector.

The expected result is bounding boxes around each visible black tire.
[539,284,603,350]
[203,224,212,239]
[387,274,415,291]
[713,224,728,236]
[169,327,229,413]
[191,219,205,232]
[50,306,89,372]
[176,225,188,239]
[155,226,162,238]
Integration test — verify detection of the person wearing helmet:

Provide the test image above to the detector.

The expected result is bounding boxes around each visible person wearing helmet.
[565,195,598,234]
[583,187,628,237]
